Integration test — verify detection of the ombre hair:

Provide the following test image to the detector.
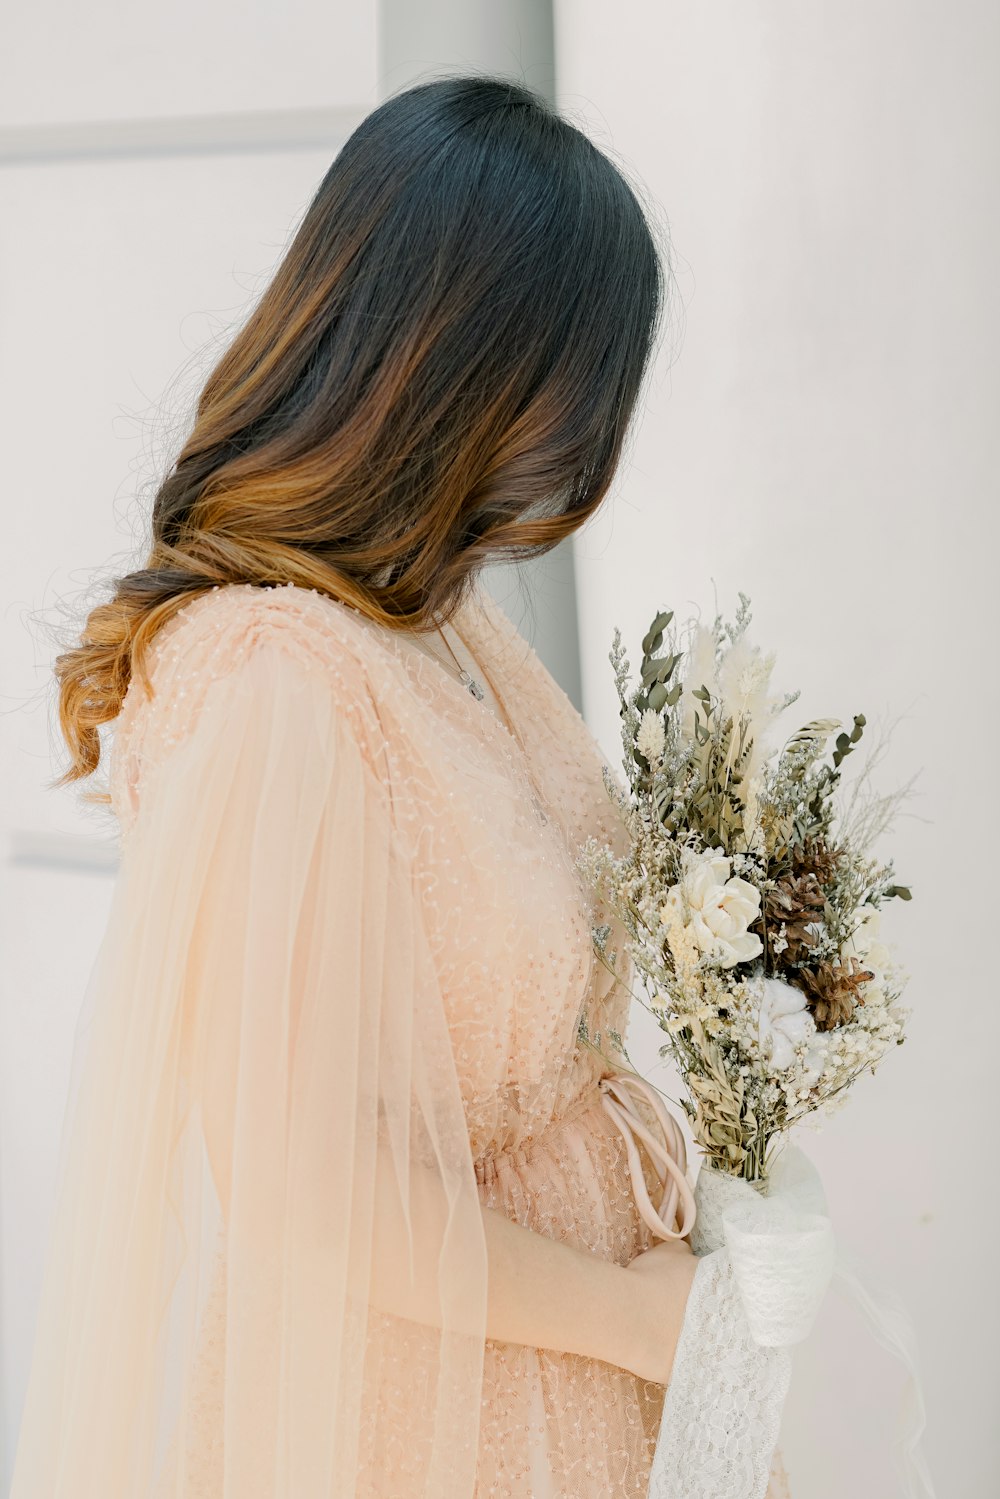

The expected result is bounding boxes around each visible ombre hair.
[54,73,670,796]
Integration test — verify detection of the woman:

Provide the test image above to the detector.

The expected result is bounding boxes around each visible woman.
[10,76,791,1497]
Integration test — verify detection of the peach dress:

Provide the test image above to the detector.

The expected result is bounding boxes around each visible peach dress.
[9,579,790,1498]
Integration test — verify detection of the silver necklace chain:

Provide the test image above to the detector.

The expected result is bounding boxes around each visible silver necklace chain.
[431,623,486,700]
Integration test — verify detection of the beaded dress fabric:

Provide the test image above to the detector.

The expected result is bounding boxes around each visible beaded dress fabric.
[9,578,791,1499]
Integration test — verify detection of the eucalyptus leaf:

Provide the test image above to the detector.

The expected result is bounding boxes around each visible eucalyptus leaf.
[642,610,673,654]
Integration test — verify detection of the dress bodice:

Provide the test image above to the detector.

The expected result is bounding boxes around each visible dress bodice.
[108,578,634,1170]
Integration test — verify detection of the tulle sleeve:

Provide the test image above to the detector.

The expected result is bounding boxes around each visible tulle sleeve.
[9,599,489,1498]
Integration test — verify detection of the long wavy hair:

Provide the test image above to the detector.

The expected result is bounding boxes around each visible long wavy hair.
[54,73,670,799]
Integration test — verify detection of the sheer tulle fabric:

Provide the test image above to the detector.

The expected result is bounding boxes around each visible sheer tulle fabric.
[10,615,486,1497]
[9,581,794,1497]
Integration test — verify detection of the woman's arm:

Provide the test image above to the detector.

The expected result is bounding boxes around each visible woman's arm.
[478,1196,698,1386]
[199,945,697,1391]
[203,1060,694,1386]
[365,1134,698,1387]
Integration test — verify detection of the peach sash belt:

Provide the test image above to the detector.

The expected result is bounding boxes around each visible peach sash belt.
[597,1072,696,1240]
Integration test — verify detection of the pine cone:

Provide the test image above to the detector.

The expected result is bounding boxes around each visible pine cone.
[796,954,874,1030]
[791,836,843,888]
[753,836,843,966]
[756,871,827,963]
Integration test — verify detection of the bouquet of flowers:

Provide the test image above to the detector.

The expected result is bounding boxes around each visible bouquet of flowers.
[576,591,914,1183]
[574,595,935,1499]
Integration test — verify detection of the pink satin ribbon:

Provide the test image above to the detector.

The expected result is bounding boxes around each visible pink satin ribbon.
[598,1073,697,1240]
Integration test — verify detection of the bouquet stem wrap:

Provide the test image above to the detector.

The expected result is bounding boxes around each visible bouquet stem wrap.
[601,1075,938,1499]
[650,1145,827,1499]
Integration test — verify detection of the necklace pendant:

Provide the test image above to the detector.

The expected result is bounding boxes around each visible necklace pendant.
[460,669,485,701]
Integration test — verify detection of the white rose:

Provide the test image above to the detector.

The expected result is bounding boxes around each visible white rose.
[758,976,817,1071]
[660,851,763,969]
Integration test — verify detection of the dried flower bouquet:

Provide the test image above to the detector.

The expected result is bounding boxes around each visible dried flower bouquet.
[576,592,915,1187]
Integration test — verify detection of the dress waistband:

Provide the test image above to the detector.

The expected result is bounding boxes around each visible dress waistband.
[473,1084,606,1185]
[473,1073,697,1242]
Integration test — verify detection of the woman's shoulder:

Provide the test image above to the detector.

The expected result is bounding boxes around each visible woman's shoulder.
[134,581,391,707]
[111,583,396,800]
[144,580,378,676]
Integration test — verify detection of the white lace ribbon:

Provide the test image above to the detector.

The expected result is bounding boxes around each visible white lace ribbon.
[711,1141,836,1347]
[598,1073,939,1498]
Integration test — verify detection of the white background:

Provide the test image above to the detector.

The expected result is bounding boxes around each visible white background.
[561,5,998,1495]
[2,2,995,1494]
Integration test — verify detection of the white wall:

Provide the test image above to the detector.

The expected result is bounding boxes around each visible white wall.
[0,6,377,1485]
[559,5,998,1496]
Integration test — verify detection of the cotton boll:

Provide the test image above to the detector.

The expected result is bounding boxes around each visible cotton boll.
[758,976,817,1071]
